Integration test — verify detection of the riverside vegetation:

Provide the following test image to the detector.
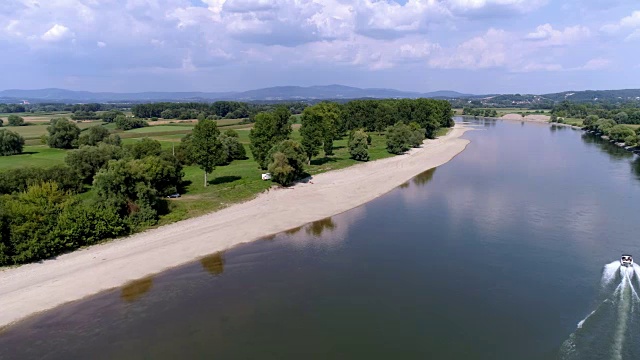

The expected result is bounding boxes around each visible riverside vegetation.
[0,98,453,266]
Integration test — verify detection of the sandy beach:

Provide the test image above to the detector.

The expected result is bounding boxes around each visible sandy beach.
[501,113,551,122]
[0,124,471,328]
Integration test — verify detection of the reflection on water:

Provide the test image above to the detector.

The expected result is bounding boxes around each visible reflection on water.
[631,158,640,180]
[305,217,336,237]
[120,276,154,303]
[200,252,225,276]
[261,234,277,241]
[413,167,437,187]
[284,226,303,235]
[581,133,634,161]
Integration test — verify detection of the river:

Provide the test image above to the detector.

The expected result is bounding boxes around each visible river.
[2,118,640,359]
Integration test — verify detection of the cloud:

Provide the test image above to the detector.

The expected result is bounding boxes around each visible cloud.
[41,24,74,42]
[525,23,590,46]
[97,41,107,48]
[446,0,548,16]
[601,10,640,33]
[579,57,611,70]
[429,28,510,69]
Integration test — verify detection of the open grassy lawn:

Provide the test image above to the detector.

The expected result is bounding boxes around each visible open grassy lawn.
[0,146,66,170]
[160,130,394,223]
[126,125,195,133]
[562,118,584,126]
[0,112,73,123]
[6,121,105,142]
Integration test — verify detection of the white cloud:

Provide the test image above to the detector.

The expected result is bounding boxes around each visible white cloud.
[580,58,611,70]
[601,10,640,33]
[447,0,548,14]
[97,41,107,48]
[41,24,74,42]
[430,28,510,69]
[525,23,590,46]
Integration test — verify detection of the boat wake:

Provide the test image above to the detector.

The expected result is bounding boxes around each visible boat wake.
[559,261,640,360]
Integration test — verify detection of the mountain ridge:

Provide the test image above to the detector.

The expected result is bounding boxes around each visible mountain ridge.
[0,86,475,103]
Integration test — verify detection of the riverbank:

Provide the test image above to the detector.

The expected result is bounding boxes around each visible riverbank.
[0,124,471,328]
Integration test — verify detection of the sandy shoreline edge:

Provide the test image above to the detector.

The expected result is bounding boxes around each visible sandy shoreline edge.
[0,124,471,328]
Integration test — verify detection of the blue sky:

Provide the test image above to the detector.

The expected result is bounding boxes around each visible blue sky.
[1,0,639,94]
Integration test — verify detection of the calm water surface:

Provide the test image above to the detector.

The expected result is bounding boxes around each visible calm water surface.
[3,119,640,359]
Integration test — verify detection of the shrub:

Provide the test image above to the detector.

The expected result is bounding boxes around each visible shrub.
[349,130,369,161]
[0,129,25,156]
[608,124,636,143]
[267,140,306,185]
[7,115,25,126]
[624,135,638,147]
[0,165,83,195]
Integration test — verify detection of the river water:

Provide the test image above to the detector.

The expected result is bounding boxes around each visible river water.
[2,118,640,359]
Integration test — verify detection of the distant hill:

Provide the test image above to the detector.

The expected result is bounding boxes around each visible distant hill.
[0,85,475,103]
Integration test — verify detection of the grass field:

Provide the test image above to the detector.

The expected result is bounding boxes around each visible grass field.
[0,146,67,170]
[160,131,394,222]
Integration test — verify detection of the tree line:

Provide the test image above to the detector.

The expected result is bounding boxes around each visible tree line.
[552,101,640,124]
[245,99,452,185]
[0,103,126,114]
[580,116,640,146]
[462,108,498,117]
[131,101,307,120]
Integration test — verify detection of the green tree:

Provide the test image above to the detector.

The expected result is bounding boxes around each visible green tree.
[608,124,636,142]
[614,112,629,124]
[219,132,247,164]
[0,129,25,156]
[101,110,124,123]
[78,125,110,146]
[408,122,425,148]
[249,110,292,169]
[65,143,124,183]
[305,103,341,156]
[374,102,397,133]
[0,182,71,264]
[115,115,148,130]
[348,130,369,161]
[47,118,80,149]
[191,119,225,186]
[624,135,638,147]
[584,115,599,127]
[300,109,324,163]
[267,140,306,186]
[595,119,617,135]
[126,138,162,159]
[386,122,413,155]
[103,134,122,146]
[7,115,25,126]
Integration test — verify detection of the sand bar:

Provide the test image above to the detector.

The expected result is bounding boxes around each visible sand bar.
[0,124,471,328]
